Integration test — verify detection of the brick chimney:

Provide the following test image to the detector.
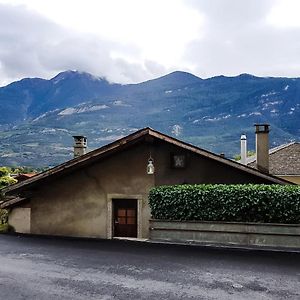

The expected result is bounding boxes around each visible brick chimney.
[255,124,269,173]
[73,135,87,158]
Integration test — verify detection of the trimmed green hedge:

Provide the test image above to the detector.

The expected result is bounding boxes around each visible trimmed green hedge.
[149,184,300,224]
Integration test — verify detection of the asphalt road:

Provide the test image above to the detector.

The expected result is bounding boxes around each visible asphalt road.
[0,234,299,300]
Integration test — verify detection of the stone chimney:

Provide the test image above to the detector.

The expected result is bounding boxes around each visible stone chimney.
[73,135,87,158]
[255,124,269,173]
[240,134,247,165]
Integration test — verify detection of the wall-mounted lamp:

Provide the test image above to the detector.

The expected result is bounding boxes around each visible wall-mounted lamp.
[147,157,155,175]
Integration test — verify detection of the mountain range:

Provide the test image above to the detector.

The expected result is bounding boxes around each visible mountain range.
[0,70,299,167]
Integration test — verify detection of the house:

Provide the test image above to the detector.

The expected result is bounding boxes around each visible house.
[238,124,300,184]
[0,127,289,239]
[247,142,300,184]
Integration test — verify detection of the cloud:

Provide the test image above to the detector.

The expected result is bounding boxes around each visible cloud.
[1,1,300,85]
[183,0,300,78]
[187,0,273,27]
[0,3,167,85]
[0,4,62,82]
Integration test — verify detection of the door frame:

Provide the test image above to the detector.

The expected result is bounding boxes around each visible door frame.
[112,199,138,238]
[107,194,143,239]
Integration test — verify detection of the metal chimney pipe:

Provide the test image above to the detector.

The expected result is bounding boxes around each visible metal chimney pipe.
[240,134,247,165]
[255,124,270,173]
[72,135,87,158]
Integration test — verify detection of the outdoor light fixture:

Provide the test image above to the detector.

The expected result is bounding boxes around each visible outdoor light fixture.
[147,156,155,175]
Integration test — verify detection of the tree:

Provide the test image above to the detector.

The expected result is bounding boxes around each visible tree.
[233,150,255,161]
[0,167,17,189]
[0,167,16,232]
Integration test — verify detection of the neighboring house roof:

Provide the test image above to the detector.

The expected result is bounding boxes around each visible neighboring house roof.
[247,142,300,176]
[0,128,291,203]
[13,173,37,182]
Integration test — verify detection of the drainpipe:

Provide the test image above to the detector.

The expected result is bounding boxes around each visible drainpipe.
[255,124,269,173]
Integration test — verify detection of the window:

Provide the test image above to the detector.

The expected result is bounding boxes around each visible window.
[171,153,186,168]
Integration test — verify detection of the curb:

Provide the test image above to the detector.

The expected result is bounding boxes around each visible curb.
[3,232,300,254]
[145,238,300,254]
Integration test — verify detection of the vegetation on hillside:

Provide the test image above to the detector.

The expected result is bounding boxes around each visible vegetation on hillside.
[0,71,299,167]
[10,166,48,174]
[233,150,255,161]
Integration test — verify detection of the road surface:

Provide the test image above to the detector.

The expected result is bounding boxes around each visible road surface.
[0,234,299,299]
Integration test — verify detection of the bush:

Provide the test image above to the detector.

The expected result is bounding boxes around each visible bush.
[0,209,8,224]
[0,224,8,233]
[149,184,300,224]
[0,209,9,233]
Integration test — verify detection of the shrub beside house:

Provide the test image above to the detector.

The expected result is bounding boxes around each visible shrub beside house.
[149,184,300,224]
[149,184,300,249]
[0,209,9,233]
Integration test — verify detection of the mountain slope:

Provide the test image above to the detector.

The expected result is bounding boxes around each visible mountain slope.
[0,71,299,167]
[0,70,120,124]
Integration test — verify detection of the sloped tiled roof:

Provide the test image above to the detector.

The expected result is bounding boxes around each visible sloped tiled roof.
[247,142,300,175]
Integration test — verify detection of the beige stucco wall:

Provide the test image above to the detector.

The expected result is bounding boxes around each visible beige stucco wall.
[278,176,300,185]
[8,207,31,233]
[29,143,154,238]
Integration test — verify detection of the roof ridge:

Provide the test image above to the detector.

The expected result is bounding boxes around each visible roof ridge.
[268,141,297,154]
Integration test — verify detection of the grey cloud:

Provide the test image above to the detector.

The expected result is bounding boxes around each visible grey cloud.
[183,0,300,78]
[187,0,274,27]
[0,3,165,85]
[143,60,168,77]
[0,4,63,80]
[1,1,299,85]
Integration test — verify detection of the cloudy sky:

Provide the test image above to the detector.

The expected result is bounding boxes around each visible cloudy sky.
[0,0,300,86]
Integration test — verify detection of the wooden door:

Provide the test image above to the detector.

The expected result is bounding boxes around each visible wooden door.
[113,199,137,237]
